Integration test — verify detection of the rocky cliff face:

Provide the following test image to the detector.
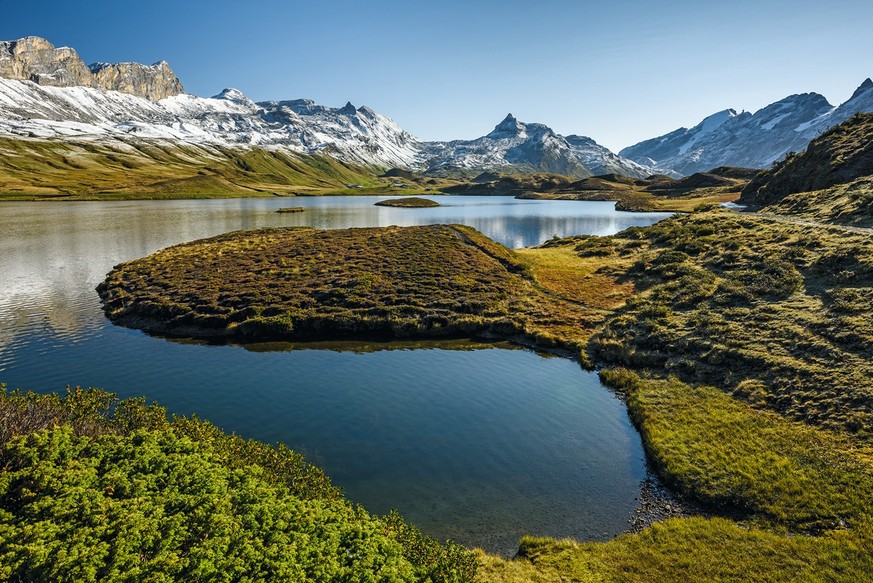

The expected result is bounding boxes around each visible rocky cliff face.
[0,36,182,101]
[89,61,183,102]
[0,37,92,87]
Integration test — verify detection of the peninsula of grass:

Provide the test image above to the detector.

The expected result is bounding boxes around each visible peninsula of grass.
[580,209,873,440]
[375,197,440,208]
[92,209,873,580]
[275,206,305,213]
[97,224,594,349]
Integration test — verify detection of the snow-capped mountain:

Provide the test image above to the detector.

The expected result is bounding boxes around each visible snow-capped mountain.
[0,37,655,178]
[621,79,873,175]
[0,77,424,169]
[6,36,869,181]
[0,75,653,177]
[420,114,656,179]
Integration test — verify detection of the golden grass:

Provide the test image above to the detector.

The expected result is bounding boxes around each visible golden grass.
[516,245,636,309]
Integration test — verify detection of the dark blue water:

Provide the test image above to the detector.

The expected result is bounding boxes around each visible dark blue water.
[0,196,662,554]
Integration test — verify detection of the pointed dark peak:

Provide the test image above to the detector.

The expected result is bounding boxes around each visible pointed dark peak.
[492,113,523,135]
[849,78,873,101]
[338,101,357,115]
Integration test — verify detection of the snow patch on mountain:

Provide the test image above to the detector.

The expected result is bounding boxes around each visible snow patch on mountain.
[0,77,423,168]
[622,80,873,175]
[419,114,660,178]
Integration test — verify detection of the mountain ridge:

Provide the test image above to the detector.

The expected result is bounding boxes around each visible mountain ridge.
[621,81,873,175]
[740,111,873,211]
[1,36,871,181]
[0,36,657,179]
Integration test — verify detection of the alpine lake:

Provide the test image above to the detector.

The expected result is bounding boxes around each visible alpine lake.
[0,195,673,555]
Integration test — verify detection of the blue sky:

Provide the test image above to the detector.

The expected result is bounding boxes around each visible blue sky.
[3,0,872,151]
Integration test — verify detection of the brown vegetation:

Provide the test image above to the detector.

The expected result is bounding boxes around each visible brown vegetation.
[97,224,596,350]
[374,197,440,208]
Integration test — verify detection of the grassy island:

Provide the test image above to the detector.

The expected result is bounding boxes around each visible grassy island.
[275,206,305,213]
[375,197,441,208]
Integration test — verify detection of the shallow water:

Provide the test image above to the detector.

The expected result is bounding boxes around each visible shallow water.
[0,196,665,554]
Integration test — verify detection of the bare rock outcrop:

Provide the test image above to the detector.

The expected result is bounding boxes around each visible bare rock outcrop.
[0,36,183,101]
[89,61,183,102]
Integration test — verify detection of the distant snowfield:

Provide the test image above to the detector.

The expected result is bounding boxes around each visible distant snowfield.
[0,78,423,168]
[6,74,869,177]
[0,77,661,178]
[620,79,873,175]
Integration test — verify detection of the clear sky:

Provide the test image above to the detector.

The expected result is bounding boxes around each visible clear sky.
[3,0,872,151]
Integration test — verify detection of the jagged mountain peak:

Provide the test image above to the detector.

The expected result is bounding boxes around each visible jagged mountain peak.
[209,88,259,112]
[213,87,250,102]
[338,101,357,115]
[774,91,831,108]
[490,113,524,135]
[849,78,873,101]
[699,108,737,131]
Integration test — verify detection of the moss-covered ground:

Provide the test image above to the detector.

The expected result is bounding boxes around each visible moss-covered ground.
[97,224,597,351]
[757,176,873,228]
[582,210,873,439]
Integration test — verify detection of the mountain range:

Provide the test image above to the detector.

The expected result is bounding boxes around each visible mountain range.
[1,36,871,180]
[621,80,873,175]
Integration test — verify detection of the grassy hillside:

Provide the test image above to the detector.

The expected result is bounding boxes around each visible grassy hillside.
[575,209,873,439]
[0,137,448,199]
[756,176,873,228]
[0,134,752,207]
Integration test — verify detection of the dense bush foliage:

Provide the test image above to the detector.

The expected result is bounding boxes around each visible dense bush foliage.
[0,386,478,582]
[0,427,415,582]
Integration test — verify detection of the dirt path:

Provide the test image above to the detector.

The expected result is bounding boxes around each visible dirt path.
[738,211,873,235]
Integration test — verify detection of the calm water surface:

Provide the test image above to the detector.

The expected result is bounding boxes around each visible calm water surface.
[0,196,667,554]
